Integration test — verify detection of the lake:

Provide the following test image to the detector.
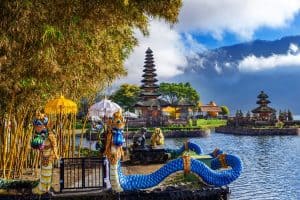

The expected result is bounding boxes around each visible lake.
[165,132,300,200]
[79,132,300,200]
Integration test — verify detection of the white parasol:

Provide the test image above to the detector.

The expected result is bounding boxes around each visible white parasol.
[88,99,121,118]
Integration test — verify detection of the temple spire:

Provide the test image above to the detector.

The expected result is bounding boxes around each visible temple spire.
[252,91,276,120]
[140,48,160,100]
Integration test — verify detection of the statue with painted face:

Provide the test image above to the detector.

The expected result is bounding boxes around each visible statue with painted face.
[31,111,48,150]
[31,111,59,195]
[104,110,125,164]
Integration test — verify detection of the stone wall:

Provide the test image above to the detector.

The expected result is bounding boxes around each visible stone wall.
[125,129,210,139]
[215,126,300,136]
[85,129,210,140]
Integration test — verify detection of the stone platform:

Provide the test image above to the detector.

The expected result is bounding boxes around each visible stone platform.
[0,186,230,200]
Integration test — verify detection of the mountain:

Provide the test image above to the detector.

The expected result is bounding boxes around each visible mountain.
[172,35,300,114]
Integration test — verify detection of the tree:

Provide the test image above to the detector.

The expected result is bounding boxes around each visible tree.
[159,82,200,105]
[0,0,182,114]
[220,106,230,116]
[0,0,182,178]
[110,84,140,111]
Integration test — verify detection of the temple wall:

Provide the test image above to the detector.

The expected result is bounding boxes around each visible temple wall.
[125,129,209,139]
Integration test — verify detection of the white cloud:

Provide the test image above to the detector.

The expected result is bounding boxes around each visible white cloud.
[116,20,189,86]
[178,0,300,40]
[214,63,222,74]
[289,43,299,54]
[115,0,300,87]
[224,62,232,68]
[238,44,300,72]
[182,33,206,53]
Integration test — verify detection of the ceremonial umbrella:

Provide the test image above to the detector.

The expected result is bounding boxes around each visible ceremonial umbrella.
[88,99,121,118]
[45,95,78,157]
[45,96,77,115]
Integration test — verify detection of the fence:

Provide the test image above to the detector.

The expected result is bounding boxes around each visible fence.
[60,157,110,192]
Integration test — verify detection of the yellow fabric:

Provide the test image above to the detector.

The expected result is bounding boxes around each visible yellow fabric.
[45,95,77,114]
[32,163,53,195]
[32,131,58,195]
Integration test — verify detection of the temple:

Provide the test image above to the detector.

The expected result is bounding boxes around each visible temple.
[135,48,169,126]
[251,91,276,120]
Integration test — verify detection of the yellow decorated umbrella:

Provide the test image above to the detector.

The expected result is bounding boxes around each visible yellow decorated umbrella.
[44,96,77,157]
[45,95,77,114]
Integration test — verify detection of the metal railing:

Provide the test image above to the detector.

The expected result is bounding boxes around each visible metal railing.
[60,157,110,192]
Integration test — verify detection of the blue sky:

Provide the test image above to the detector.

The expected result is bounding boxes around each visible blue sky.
[116,0,300,86]
[190,12,300,49]
[112,0,300,113]
[117,0,300,83]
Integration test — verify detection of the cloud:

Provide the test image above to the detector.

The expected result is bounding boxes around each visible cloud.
[238,43,300,72]
[214,63,222,74]
[289,43,299,54]
[178,0,300,40]
[116,20,189,86]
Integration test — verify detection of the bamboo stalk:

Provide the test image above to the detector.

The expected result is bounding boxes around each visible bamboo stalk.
[18,125,33,178]
[79,115,88,157]
[68,117,72,157]
[8,113,25,178]
[2,113,9,178]
[72,114,76,157]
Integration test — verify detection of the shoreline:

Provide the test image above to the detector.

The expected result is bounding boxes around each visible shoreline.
[215,126,300,136]
[84,129,211,140]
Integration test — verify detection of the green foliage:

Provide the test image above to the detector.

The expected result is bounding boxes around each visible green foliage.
[0,0,182,114]
[275,121,284,129]
[220,105,230,116]
[188,119,227,128]
[110,84,140,111]
[75,121,91,129]
[159,82,200,105]
[80,148,101,157]
[0,179,39,189]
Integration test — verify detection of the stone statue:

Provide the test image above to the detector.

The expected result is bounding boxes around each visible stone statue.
[31,111,59,195]
[150,128,164,147]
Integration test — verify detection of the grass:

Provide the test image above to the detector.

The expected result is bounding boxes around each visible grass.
[189,119,227,129]
[75,118,227,131]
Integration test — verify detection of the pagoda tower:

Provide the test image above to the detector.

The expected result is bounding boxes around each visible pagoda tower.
[140,48,160,101]
[252,91,276,120]
[135,48,168,126]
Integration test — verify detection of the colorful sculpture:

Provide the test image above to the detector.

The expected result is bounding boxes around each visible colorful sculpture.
[105,111,243,192]
[31,111,59,195]
[150,128,164,147]
[104,110,125,192]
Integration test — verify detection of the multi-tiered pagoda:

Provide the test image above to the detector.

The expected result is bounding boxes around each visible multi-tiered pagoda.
[135,48,168,126]
[252,91,276,120]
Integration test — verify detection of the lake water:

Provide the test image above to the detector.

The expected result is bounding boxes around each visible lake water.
[165,133,300,200]
[79,132,300,200]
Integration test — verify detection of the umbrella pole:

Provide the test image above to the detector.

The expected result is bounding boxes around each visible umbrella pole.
[126,117,128,149]
[59,106,62,158]
[89,120,92,156]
